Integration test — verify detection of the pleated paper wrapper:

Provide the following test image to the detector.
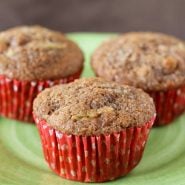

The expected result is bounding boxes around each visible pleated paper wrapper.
[0,69,82,123]
[34,115,156,182]
[149,85,185,126]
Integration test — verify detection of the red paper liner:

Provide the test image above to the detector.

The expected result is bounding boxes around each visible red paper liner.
[0,69,82,123]
[34,114,156,182]
[149,85,185,126]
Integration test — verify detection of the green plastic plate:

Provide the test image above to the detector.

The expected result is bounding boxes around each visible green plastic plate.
[0,33,185,185]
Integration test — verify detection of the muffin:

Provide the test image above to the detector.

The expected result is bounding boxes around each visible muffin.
[33,77,156,182]
[91,32,185,126]
[0,25,84,122]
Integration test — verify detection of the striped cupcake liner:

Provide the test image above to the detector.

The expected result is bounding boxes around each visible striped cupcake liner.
[34,114,156,182]
[149,85,185,126]
[0,69,82,123]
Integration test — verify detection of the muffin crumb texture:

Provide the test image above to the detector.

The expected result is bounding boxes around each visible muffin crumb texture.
[0,25,83,80]
[33,78,156,135]
[91,32,185,91]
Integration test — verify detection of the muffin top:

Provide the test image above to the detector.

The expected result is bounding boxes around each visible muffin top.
[91,32,185,91]
[33,77,155,136]
[0,25,83,81]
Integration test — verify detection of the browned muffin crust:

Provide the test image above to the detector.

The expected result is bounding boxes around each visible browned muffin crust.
[91,32,185,91]
[33,78,155,136]
[0,25,84,81]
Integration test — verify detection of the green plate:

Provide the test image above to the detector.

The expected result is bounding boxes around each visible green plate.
[0,33,185,185]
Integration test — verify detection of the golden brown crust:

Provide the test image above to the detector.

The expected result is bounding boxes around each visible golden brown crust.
[0,25,84,81]
[91,32,185,91]
[33,77,156,136]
